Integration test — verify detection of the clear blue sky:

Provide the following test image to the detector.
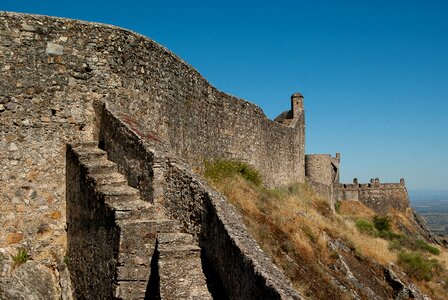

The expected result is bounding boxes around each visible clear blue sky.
[2,1,448,190]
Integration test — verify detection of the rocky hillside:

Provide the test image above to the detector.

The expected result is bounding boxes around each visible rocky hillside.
[204,160,448,300]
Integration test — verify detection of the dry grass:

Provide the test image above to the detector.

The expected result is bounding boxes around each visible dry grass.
[338,200,375,219]
[208,175,399,293]
[390,208,417,234]
[436,248,448,267]
[343,220,397,264]
[205,163,448,299]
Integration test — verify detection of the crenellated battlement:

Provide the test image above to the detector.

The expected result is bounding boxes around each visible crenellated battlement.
[340,178,406,190]
[338,178,410,214]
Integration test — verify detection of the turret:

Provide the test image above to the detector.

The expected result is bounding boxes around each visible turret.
[291,92,304,119]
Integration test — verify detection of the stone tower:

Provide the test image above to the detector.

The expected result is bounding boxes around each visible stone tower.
[291,92,304,119]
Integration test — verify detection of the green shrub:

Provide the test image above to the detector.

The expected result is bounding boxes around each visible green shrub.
[11,249,30,265]
[204,159,262,186]
[414,239,440,255]
[389,239,403,251]
[334,201,341,214]
[373,215,391,232]
[389,236,440,255]
[355,218,376,235]
[397,251,441,281]
[377,229,401,240]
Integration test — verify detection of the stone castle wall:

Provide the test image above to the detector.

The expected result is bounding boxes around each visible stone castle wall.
[0,12,304,259]
[339,178,409,215]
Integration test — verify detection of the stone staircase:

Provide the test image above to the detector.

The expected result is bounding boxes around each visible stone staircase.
[157,233,212,299]
[69,142,212,299]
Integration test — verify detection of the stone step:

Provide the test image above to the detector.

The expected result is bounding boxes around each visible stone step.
[159,256,212,299]
[103,193,141,206]
[71,141,99,151]
[97,183,140,197]
[117,265,150,281]
[153,219,181,233]
[117,218,181,232]
[158,244,201,259]
[93,172,128,186]
[114,281,147,300]
[114,200,157,220]
[116,220,157,261]
[82,159,118,174]
[157,232,194,247]
[74,147,107,159]
[118,218,180,233]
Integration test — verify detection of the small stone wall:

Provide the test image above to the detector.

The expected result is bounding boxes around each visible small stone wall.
[97,102,302,299]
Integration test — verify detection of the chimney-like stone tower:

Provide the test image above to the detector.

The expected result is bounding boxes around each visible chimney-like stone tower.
[291,92,304,119]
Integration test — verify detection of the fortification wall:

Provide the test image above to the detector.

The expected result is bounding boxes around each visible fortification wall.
[97,102,301,299]
[0,12,304,259]
[339,179,409,215]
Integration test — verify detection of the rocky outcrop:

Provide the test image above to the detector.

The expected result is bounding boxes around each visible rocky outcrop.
[325,235,430,300]
[0,258,72,300]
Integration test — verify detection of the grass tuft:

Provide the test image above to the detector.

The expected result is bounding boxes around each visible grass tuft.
[415,239,441,255]
[11,249,30,265]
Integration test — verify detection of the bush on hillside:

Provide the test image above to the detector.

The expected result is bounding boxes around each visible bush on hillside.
[414,239,440,255]
[373,215,391,232]
[204,159,262,186]
[397,251,442,281]
[355,218,376,236]
[389,236,440,255]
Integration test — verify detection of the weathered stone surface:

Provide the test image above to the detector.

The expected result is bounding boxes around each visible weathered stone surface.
[45,42,64,55]
[66,140,214,299]
[305,154,340,206]
[0,261,59,300]
[384,266,429,300]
